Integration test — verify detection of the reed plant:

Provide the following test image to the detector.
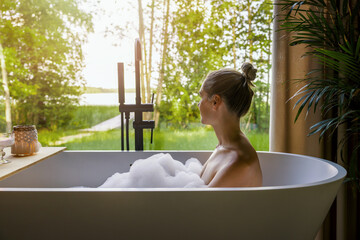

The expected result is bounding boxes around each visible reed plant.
[67,105,119,129]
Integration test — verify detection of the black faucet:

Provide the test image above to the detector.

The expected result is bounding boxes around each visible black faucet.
[117,38,155,151]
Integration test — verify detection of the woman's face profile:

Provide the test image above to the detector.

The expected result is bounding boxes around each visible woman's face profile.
[198,89,213,125]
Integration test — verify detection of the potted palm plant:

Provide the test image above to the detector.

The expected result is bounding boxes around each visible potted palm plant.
[276,0,360,191]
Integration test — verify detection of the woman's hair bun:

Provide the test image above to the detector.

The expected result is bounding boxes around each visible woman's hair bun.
[241,62,257,84]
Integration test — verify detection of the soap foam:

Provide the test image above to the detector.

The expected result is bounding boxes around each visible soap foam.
[98,153,206,188]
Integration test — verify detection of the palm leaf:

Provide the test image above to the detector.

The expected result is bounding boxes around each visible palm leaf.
[315,48,360,82]
[276,0,360,189]
[294,91,315,122]
[355,35,360,59]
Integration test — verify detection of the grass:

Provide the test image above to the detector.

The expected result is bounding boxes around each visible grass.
[38,129,80,146]
[47,127,269,151]
[2,104,269,151]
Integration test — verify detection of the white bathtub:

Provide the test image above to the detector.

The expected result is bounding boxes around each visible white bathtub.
[0,151,346,240]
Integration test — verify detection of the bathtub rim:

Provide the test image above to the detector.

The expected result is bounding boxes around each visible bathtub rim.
[0,150,346,192]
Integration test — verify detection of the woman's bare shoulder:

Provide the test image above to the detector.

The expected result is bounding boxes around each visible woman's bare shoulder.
[207,147,262,187]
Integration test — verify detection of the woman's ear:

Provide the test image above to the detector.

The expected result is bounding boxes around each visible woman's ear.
[212,94,222,109]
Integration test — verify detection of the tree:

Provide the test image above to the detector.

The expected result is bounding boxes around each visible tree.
[157,0,231,127]
[139,0,157,120]
[156,0,272,129]
[225,0,272,131]
[0,43,11,132]
[0,0,93,129]
[0,0,18,132]
[138,0,147,104]
[154,0,171,127]
[104,0,273,129]
[147,0,156,105]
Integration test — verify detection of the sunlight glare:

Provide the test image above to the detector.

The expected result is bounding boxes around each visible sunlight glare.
[82,0,140,90]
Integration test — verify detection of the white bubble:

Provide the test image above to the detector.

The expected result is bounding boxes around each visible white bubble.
[98,153,206,188]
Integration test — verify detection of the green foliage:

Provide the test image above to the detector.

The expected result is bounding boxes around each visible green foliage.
[158,0,272,130]
[278,0,360,189]
[0,103,5,132]
[237,0,272,131]
[159,0,227,127]
[0,0,93,129]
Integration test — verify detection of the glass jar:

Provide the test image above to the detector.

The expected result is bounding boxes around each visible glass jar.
[11,125,41,156]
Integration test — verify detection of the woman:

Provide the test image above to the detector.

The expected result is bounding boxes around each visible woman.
[199,63,263,187]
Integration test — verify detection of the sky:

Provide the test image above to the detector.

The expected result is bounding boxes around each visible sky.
[81,0,140,89]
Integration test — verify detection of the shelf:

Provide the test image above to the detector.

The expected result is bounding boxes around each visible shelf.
[0,147,66,181]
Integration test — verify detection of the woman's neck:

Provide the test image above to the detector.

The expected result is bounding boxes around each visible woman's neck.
[212,116,242,149]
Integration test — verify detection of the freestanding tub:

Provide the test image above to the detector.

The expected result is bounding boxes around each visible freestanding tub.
[0,151,346,240]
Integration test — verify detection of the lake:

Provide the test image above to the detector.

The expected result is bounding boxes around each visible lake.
[80,93,136,106]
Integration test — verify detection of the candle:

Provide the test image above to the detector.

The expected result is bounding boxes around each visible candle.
[11,125,41,156]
